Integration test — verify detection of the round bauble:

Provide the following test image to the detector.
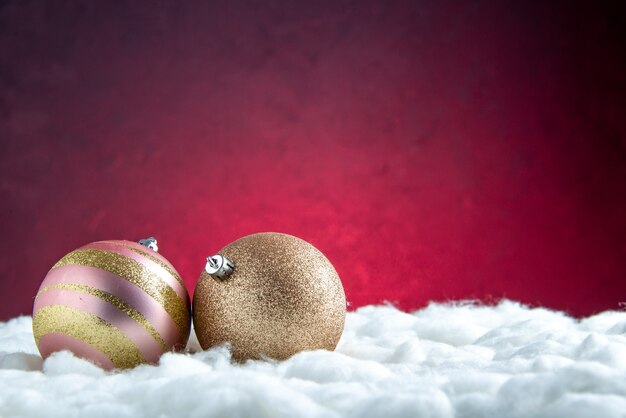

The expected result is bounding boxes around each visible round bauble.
[32,238,191,369]
[193,232,346,361]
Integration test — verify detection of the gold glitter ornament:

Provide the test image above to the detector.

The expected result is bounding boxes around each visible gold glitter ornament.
[193,232,346,361]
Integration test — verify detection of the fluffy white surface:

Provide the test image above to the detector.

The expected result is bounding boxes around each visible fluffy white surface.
[1,301,626,418]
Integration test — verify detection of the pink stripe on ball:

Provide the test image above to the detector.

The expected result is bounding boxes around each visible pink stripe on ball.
[122,240,179,272]
[83,241,189,303]
[39,332,115,370]
[35,289,165,363]
[38,264,183,348]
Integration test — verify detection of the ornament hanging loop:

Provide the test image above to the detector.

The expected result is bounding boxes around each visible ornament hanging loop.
[138,237,159,252]
[205,254,234,280]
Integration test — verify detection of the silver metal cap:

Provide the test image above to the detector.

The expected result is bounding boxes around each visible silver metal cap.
[205,254,235,280]
[138,237,159,252]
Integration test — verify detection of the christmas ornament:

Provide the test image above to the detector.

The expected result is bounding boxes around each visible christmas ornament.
[32,237,191,369]
[193,232,346,361]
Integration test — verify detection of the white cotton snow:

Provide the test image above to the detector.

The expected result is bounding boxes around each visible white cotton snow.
[1,300,625,418]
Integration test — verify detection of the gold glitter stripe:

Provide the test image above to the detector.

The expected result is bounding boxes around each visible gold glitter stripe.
[33,305,146,369]
[94,241,185,289]
[52,248,190,342]
[36,283,169,353]
[124,245,185,289]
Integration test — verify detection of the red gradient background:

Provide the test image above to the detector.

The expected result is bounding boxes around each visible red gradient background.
[1,1,625,320]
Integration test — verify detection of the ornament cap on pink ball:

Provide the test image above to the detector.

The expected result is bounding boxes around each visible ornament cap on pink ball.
[32,237,191,370]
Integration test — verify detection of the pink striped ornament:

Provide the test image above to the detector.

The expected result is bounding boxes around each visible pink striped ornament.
[32,239,191,369]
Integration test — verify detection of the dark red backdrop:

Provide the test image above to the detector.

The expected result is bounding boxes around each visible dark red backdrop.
[1,1,625,320]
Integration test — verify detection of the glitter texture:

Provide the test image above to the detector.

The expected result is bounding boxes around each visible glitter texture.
[193,232,346,361]
[53,248,190,340]
[33,305,146,368]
